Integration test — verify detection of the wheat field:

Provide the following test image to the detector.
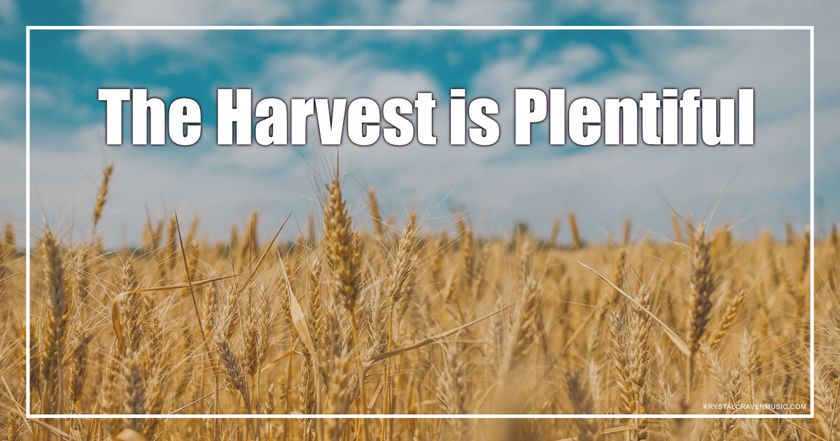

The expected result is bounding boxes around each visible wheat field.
[1,163,837,441]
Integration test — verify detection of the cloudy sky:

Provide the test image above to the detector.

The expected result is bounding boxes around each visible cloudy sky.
[0,1,836,246]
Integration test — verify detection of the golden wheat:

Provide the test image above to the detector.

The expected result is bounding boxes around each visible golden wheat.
[0,164,831,441]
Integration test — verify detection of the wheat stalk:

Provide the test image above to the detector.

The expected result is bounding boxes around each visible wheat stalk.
[569,211,582,250]
[40,229,70,414]
[92,163,114,231]
[687,224,716,401]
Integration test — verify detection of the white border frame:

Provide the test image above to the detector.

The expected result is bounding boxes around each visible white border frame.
[25,25,815,420]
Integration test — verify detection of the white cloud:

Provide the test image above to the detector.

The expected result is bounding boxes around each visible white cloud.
[677,0,840,227]
[81,0,290,26]
[0,80,22,133]
[19,5,827,243]
[473,43,604,99]
[0,0,16,24]
[0,140,23,227]
[0,76,23,225]
[29,124,315,245]
[255,53,439,99]
[391,0,530,25]
[463,29,811,237]
[76,0,291,62]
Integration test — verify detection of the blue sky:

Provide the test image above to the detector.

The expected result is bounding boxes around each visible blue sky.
[0,1,836,246]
